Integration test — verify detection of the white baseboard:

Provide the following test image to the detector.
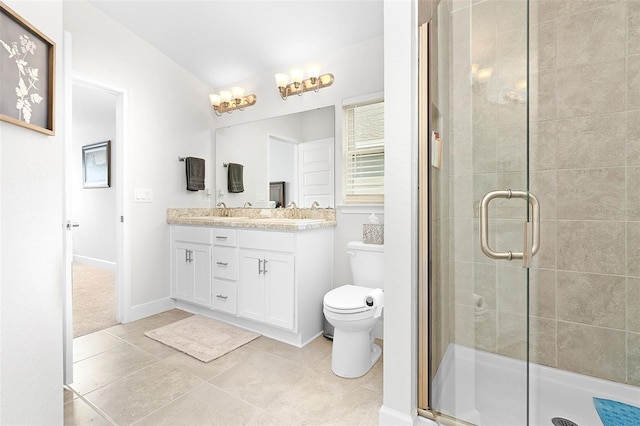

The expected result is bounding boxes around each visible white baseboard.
[73,255,117,271]
[378,405,420,426]
[300,331,324,347]
[128,297,176,323]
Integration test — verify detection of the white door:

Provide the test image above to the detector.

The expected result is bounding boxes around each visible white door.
[298,138,334,207]
[63,33,75,385]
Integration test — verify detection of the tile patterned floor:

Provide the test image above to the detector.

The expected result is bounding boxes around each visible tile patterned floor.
[64,309,382,425]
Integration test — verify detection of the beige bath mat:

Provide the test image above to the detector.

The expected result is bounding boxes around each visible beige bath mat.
[144,315,260,362]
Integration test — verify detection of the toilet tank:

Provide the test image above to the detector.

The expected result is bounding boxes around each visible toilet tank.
[348,241,384,288]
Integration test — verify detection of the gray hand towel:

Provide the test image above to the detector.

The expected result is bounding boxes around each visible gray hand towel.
[227,162,244,193]
[185,157,205,191]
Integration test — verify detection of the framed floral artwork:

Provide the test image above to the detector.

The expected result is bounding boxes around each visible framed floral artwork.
[82,141,111,189]
[0,2,55,135]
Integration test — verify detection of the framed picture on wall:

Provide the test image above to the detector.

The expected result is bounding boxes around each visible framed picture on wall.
[0,2,55,135]
[82,141,111,189]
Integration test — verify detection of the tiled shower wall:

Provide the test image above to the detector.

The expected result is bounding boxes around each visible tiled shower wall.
[447,0,640,386]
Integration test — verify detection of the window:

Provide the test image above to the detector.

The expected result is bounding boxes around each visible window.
[344,98,384,204]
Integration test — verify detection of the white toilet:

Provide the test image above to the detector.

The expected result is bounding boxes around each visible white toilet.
[323,241,384,378]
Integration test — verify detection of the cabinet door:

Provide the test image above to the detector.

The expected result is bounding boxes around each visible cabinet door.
[238,250,265,322]
[174,243,194,301]
[264,253,295,330]
[173,241,212,308]
[192,243,212,307]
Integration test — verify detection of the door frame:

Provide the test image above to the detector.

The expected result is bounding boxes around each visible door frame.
[267,133,299,206]
[63,32,130,384]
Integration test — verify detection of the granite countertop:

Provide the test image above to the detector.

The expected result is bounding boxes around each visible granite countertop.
[167,207,336,230]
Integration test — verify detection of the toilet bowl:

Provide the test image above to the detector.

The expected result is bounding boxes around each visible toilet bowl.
[323,285,383,378]
[323,241,384,378]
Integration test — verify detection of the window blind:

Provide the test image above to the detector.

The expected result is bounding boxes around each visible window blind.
[344,100,384,203]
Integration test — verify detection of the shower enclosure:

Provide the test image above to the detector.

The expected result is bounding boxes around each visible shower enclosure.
[418,0,640,424]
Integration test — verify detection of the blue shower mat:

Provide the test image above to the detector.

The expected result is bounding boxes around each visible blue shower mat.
[593,397,640,426]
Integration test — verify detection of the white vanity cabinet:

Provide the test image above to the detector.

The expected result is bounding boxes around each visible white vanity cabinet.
[171,226,213,308]
[170,222,333,347]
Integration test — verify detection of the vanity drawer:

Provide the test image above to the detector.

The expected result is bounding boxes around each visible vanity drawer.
[173,225,211,244]
[213,279,237,315]
[213,247,237,280]
[212,228,237,247]
[239,230,295,252]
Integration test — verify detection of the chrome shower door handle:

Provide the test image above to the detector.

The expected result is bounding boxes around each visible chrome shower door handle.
[479,190,540,268]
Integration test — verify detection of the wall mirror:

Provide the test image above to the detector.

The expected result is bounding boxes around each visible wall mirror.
[215,106,335,208]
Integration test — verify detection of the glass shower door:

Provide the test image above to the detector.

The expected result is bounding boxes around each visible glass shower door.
[420,0,534,424]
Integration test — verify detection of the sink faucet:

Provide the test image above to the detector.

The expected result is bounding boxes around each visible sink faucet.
[243,202,252,208]
[216,202,227,208]
[310,201,320,209]
[286,201,300,218]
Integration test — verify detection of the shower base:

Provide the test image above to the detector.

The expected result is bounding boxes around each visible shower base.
[432,344,640,425]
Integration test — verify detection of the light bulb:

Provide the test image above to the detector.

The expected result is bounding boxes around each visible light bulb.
[275,73,289,88]
[307,64,320,80]
[290,68,304,84]
[209,94,221,107]
[220,90,232,103]
[231,87,245,99]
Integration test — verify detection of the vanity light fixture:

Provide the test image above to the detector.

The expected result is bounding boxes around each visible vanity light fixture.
[209,87,257,116]
[274,65,334,100]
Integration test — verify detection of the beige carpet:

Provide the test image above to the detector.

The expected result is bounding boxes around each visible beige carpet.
[144,315,260,362]
[73,262,119,338]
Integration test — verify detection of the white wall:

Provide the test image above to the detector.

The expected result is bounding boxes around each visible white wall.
[379,0,420,425]
[0,1,64,423]
[72,83,117,266]
[64,0,215,319]
[301,106,334,141]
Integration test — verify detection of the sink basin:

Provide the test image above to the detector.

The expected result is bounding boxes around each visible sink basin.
[181,216,249,222]
[255,218,325,224]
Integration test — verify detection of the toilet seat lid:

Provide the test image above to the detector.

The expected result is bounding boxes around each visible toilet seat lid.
[324,285,374,312]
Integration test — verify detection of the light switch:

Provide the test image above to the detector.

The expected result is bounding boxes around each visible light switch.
[134,188,153,202]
